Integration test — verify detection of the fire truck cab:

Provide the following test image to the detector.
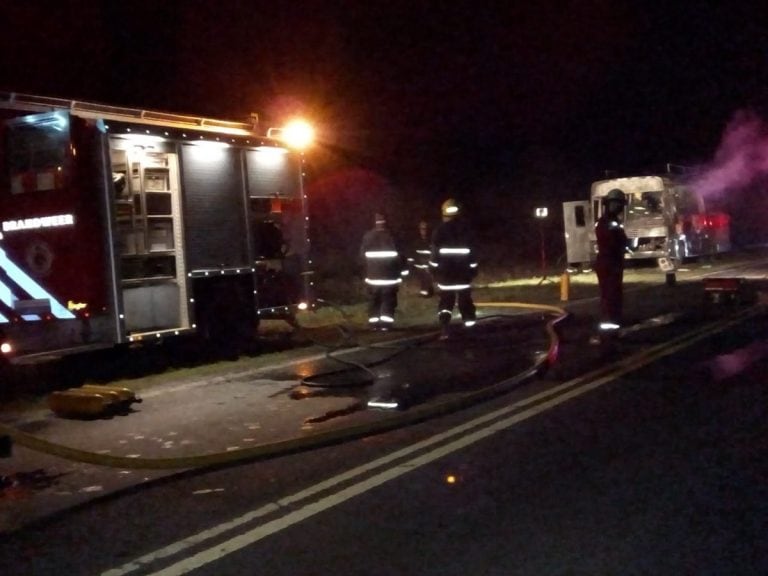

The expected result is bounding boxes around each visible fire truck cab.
[0,93,313,364]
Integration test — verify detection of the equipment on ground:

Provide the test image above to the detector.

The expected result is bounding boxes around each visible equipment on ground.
[48,384,142,419]
[703,277,747,304]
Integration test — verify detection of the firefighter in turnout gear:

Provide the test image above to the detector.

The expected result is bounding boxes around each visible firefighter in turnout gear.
[594,188,630,336]
[430,199,478,339]
[359,212,409,330]
[410,219,435,297]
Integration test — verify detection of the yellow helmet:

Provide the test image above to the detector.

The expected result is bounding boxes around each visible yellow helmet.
[441,198,461,217]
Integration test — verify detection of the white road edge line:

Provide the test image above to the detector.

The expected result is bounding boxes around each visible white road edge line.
[101,372,586,576]
[103,308,759,576]
[138,372,630,576]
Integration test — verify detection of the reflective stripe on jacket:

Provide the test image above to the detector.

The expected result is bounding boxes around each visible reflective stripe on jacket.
[429,218,478,288]
[360,229,407,286]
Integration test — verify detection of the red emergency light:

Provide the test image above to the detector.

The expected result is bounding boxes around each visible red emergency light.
[705,212,730,230]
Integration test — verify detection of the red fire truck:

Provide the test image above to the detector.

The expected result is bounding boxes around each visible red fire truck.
[0,93,313,364]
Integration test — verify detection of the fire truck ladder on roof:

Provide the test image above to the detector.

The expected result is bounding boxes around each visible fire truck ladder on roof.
[0,92,260,137]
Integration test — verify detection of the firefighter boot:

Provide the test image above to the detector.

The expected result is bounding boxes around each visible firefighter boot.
[438,310,452,340]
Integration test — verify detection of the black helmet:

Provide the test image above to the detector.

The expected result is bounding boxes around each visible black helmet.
[604,188,626,204]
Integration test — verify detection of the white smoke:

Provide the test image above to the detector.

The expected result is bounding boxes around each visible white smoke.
[687,110,768,199]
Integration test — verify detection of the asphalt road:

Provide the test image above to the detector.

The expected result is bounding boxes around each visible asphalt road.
[1,285,767,574]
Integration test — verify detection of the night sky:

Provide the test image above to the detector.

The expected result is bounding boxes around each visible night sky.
[2,1,768,257]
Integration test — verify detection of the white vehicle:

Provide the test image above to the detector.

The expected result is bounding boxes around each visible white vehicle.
[563,168,731,270]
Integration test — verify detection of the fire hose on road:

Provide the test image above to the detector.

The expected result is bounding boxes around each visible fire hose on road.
[0,301,761,472]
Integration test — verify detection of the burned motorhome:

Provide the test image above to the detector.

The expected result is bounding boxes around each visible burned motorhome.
[563,167,731,270]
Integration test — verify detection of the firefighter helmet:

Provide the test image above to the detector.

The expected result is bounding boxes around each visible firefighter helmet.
[441,198,461,217]
[604,188,626,204]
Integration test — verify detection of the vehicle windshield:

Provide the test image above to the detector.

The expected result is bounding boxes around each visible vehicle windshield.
[3,111,70,196]
[627,190,663,216]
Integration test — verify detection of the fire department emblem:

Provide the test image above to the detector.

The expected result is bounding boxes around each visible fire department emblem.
[25,240,54,277]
